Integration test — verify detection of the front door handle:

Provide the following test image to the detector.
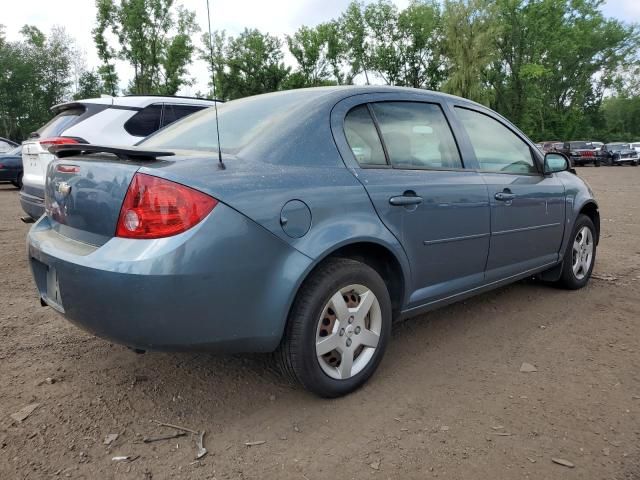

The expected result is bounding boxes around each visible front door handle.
[494,191,516,201]
[389,194,423,206]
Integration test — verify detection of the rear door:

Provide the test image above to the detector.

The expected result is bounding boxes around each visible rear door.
[453,106,565,281]
[336,95,491,308]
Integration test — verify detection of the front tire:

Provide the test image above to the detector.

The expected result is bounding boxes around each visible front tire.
[555,214,596,290]
[277,258,392,398]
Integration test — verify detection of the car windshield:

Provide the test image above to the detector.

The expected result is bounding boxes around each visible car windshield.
[140,91,316,154]
[606,143,628,150]
[7,146,21,155]
[570,142,590,149]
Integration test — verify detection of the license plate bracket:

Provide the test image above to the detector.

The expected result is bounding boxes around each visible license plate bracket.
[46,266,65,313]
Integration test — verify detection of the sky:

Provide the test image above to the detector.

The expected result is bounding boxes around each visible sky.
[3,0,639,95]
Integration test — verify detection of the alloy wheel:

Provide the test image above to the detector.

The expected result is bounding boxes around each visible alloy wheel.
[572,226,594,280]
[315,284,382,380]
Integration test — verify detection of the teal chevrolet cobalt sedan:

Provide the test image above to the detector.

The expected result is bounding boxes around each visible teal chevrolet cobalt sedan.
[27,87,599,397]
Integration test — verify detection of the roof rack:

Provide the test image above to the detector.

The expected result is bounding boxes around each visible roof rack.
[123,94,223,102]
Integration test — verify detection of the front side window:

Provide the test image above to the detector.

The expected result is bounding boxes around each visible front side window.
[344,105,387,166]
[371,102,462,170]
[124,104,163,137]
[455,107,537,174]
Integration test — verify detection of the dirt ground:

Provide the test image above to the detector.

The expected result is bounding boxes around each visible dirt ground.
[0,166,639,480]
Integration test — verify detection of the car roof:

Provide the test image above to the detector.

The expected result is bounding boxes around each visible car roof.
[51,95,219,113]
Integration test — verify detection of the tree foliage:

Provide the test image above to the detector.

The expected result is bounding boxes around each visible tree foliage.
[0,26,77,141]
[201,29,290,100]
[94,0,199,95]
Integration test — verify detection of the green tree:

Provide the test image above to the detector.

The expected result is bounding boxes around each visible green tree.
[0,25,75,141]
[286,22,351,87]
[487,0,638,140]
[74,71,106,100]
[287,25,331,87]
[362,0,443,88]
[93,0,199,95]
[341,1,371,84]
[202,29,290,100]
[441,0,495,103]
[93,0,119,95]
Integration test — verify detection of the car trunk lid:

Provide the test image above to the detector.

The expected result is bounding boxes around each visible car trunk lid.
[45,145,175,246]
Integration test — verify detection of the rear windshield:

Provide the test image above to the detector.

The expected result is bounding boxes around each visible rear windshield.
[140,91,315,153]
[37,107,86,138]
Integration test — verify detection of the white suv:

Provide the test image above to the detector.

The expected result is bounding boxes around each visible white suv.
[20,95,217,219]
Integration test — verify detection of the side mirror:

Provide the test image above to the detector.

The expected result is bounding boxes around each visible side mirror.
[544,152,569,174]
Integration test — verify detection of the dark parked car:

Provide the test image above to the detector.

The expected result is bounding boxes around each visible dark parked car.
[27,87,599,397]
[560,141,600,166]
[598,143,639,166]
[0,146,23,188]
[0,137,18,154]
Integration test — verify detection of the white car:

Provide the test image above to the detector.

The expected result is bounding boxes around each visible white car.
[20,95,217,219]
[629,141,640,152]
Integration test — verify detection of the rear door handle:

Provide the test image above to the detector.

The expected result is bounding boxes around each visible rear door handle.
[494,192,516,201]
[389,195,423,206]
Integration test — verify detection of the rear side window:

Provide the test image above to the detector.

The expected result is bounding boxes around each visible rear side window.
[124,104,163,137]
[344,105,387,166]
[162,104,207,127]
[455,107,537,174]
[38,107,86,138]
[371,102,462,170]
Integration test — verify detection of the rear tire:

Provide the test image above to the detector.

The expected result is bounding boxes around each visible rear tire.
[554,214,596,290]
[277,258,392,398]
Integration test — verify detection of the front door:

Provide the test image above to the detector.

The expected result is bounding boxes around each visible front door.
[453,107,566,280]
[342,101,491,308]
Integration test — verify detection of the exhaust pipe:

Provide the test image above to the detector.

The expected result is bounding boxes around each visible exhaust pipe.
[20,216,35,224]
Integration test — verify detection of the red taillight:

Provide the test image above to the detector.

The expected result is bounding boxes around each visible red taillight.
[116,173,217,239]
[39,137,80,150]
[57,164,80,174]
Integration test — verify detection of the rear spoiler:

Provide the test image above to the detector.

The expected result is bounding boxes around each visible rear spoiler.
[50,144,175,161]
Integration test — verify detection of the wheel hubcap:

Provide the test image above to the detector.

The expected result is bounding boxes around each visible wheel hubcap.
[572,226,594,280]
[315,284,382,380]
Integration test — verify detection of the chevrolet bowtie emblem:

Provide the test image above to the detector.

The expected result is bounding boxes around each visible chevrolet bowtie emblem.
[57,182,71,196]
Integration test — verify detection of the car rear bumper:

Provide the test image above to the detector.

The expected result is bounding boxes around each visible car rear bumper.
[27,204,312,352]
[612,157,638,164]
[0,169,17,182]
[20,185,45,219]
